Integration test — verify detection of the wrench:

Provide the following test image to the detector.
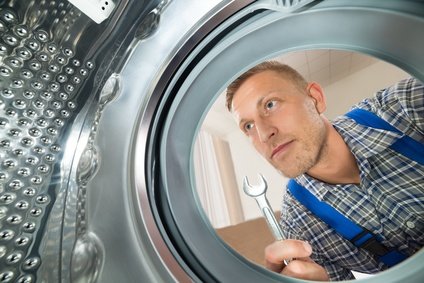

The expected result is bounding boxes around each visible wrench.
[243,174,291,265]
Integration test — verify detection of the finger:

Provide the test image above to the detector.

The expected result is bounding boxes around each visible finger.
[264,240,313,272]
[297,256,314,263]
[282,260,329,281]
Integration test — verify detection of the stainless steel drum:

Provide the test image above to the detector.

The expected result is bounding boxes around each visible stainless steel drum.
[0,0,423,282]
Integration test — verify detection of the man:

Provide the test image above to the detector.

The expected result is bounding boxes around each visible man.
[226,61,423,281]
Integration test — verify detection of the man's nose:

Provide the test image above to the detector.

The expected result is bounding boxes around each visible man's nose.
[256,119,276,143]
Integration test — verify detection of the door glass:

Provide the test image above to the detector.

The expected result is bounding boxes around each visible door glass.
[194,50,416,280]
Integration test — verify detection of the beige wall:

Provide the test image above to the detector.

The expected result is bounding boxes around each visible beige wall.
[324,60,409,120]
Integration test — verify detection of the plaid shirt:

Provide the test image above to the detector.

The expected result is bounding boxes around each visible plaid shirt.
[280,77,424,281]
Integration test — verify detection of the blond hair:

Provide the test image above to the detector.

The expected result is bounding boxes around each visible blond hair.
[226,61,308,111]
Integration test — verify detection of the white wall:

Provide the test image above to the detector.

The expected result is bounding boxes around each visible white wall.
[225,60,409,222]
[324,60,409,119]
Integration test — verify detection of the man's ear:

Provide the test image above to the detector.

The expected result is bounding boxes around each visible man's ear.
[307,82,326,114]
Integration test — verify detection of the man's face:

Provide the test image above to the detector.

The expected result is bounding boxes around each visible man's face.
[231,70,327,178]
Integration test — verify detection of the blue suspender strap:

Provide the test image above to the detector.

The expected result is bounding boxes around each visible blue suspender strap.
[287,179,408,267]
[345,108,424,165]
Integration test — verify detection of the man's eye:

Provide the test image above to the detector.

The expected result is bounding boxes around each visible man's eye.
[265,100,276,110]
[244,122,254,132]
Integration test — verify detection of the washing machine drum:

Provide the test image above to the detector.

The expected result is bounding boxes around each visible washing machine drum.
[0,0,423,282]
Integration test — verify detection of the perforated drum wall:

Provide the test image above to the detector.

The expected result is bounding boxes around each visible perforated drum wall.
[1,1,423,283]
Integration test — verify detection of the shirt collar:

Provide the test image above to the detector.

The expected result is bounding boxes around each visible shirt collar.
[334,116,403,181]
[294,115,403,196]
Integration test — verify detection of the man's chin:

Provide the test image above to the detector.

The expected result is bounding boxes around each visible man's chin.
[277,167,304,179]
[271,157,306,178]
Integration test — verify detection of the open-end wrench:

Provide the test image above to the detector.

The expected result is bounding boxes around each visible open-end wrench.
[243,174,291,265]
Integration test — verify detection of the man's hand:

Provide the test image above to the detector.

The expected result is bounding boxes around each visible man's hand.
[265,240,329,281]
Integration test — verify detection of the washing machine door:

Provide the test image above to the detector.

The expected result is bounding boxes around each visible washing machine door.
[0,0,423,282]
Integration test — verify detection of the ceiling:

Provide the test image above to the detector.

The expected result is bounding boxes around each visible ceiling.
[275,50,377,87]
[201,50,378,138]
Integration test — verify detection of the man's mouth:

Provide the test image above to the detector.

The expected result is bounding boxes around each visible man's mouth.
[271,141,294,159]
